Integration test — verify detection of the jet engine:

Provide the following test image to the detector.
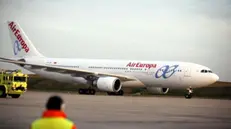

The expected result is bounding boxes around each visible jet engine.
[93,77,122,92]
[146,87,169,94]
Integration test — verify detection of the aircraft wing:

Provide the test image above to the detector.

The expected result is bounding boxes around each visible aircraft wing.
[0,57,136,81]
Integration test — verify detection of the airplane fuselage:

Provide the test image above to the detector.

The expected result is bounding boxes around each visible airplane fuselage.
[23,57,218,89]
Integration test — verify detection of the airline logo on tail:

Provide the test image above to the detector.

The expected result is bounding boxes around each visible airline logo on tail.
[8,21,30,54]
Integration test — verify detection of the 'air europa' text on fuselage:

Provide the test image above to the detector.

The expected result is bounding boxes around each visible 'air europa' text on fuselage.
[8,22,30,53]
[126,62,157,69]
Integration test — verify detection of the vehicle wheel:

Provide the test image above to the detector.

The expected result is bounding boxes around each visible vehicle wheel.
[0,86,7,98]
[11,94,20,98]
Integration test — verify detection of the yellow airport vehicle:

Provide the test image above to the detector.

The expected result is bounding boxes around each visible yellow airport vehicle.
[0,69,28,98]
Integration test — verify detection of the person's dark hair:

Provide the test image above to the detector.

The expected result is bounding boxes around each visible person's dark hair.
[46,95,64,110]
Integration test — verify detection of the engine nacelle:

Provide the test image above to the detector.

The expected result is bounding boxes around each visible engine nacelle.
[93,77,122,92]
[147,87,169,94]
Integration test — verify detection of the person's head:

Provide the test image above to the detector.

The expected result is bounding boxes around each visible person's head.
[46,95,65,110]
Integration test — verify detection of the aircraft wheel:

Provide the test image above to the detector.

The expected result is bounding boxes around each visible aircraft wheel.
[118,90,124,96]
[78,88,85,94]
[107,92,115,95]
[78,88,96,95]
[89,89,96,95]
[184,93,192,99]
[107,90,124,96]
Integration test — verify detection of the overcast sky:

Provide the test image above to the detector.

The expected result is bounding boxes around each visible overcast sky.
[0,0,231,82]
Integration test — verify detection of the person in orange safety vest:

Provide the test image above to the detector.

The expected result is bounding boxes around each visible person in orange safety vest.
[30,95,77,129]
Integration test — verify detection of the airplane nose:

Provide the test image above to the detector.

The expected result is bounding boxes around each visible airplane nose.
[212,74,219,82]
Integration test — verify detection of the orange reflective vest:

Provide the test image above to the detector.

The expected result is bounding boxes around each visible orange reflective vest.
[30,110,77,129]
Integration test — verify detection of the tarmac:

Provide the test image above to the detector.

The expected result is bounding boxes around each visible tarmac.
[0,91,231,129]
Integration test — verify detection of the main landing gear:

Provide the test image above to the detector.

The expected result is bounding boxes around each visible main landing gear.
[78,88,96,95]
[184,87,193,99]
[78,88,124,96]
[107,90,124,96]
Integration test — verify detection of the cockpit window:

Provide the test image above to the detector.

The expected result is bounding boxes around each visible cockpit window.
[200,69,212,73]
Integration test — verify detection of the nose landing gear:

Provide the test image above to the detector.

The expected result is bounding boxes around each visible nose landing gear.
[185,87,193,99]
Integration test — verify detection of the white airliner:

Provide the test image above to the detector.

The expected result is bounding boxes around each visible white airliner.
[0,21,219,99]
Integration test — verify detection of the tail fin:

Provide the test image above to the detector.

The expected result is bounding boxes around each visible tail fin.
[7,21,44,58]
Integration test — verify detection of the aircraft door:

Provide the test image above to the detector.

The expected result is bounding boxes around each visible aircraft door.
[184,68,191,77]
